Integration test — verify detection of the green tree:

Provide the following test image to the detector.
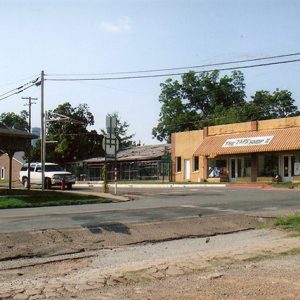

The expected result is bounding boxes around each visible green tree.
[152,70,247,142]
[249,89,299,120]
[0,110,29,131]
[31,102,104,165]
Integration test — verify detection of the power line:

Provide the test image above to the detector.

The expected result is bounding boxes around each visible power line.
[46,58,300,82]
[46,52,300,77]
[0,77,40,101]
[0,83,37,101]
[0,74,40,89]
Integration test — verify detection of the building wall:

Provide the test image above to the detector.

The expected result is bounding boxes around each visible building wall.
[172,116,300,183]
[207,121,253,136]
[0,154,22,181]
[172,130,204,182]
[257,116,300,131]
[206,116,300,137]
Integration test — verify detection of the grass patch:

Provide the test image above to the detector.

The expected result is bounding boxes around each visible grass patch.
[274,214,300,233]
[258,214,300,236]
[269,181,300,189]
[0,179,10,183]
[0,189,111,209]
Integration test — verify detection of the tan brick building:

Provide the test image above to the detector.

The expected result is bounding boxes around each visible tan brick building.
[172,116,300,183]
[0,152,25,181]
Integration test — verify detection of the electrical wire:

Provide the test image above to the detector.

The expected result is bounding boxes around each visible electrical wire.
[1,52,300,101]
[0,83,36,101]
[46,58,300,82]
[46,52,300,77]
[0,77,40,101]
[0,74,40,89]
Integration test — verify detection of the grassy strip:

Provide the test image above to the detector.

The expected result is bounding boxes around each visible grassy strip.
[0,189,111,209]
[258,213,300,236]
[273,183,300,188]
[0,179,10,183]
[274,214,300,233]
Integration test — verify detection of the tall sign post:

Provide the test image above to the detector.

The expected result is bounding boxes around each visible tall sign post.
[102,115,119,194]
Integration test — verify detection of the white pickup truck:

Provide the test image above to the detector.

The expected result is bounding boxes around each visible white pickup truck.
[19,163,76,189]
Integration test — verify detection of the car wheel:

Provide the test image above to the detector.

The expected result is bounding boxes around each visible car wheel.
[45,178,52,189]
[67,183,72,190]
[22,177,28,188]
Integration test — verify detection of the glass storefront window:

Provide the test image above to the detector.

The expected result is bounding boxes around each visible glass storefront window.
[208,159,227,178]
[258,155,279,177]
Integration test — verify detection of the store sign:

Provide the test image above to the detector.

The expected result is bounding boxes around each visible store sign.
[222,136,274,148]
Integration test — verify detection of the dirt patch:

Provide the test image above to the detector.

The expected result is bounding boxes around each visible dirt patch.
[0,229,299,299]
[0,214,260,261]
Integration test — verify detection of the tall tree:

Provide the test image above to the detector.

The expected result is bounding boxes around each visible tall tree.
[152,70,247,142]
[250,89,299,120]
[31,102,104,164]
[0,110,29,131]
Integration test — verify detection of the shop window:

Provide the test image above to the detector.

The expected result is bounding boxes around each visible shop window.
[193,156,199,171]
[176,157,182,172]
[208,159,227,178]
[291,156,295,176]
[294,156,300,176]
[258,155,279,177]
[244,157,252,177]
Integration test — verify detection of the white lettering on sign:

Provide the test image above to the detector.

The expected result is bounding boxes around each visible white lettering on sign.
[222,136,274,148]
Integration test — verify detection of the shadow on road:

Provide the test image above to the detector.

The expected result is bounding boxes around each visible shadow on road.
[81,222,131,235]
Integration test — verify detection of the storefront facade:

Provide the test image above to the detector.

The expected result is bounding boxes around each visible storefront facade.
[172,116,300,183]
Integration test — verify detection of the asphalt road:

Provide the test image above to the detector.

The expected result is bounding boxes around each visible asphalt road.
[0,186,299,233]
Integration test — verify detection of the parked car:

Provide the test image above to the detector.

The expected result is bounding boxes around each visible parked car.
[19,162,76,189]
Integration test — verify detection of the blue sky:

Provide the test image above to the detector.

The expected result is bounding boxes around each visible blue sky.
[0,0,300,144]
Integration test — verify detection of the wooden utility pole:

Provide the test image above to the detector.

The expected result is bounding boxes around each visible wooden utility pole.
[22,96,37,190]
[40,70,45,191]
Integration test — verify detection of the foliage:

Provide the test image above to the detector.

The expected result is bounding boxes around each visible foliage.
[103,112,139,149]
[152,70,300,142]
[0,110,29,131]
[31,102,104,165]
[152,71,247,142]
[250,89,300,120]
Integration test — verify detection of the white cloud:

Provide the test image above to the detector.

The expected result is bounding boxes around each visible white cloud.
[100,17,131,33]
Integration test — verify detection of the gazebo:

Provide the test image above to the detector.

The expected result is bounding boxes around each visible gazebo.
[0,124,37,190]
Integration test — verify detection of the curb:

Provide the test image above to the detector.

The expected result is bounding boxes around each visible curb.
[74,183,227,188]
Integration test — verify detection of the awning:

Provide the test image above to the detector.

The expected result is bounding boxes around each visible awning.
[194,127,300,157]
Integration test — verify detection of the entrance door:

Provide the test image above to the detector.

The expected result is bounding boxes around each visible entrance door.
[230,158,243,181]
[282,156,295,181]
[184,159,191,180]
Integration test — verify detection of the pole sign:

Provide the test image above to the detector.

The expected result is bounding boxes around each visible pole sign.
[104,115,119,160]
[103,135,119,160]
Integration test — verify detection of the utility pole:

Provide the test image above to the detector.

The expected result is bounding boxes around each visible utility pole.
[40,70,45,191]
[22,96,37,190]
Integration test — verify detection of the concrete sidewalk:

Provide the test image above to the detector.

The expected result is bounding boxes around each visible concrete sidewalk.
[73,181,299,191]
[63,189,131,202]
[74,182,227,188]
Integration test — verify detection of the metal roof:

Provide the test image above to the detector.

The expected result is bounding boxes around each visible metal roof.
[84,144,171,163]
